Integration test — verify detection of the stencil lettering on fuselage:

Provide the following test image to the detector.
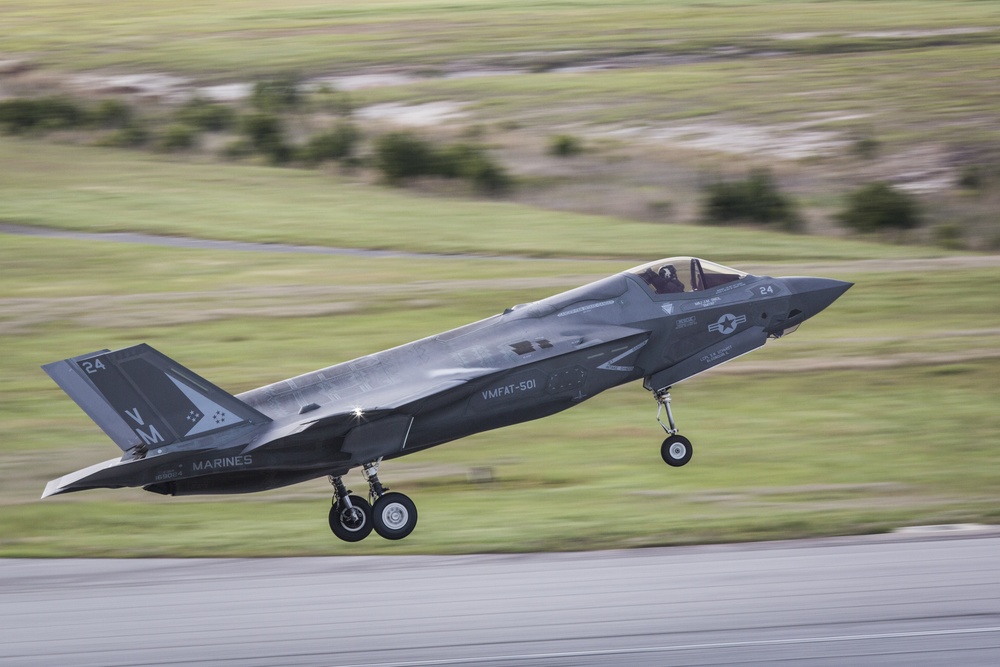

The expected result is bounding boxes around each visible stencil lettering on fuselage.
[472,369,547,409]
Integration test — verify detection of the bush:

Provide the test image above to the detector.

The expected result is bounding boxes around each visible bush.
[92,99,133,128]
[220,138,254,160]
[156,124,197,152]
[438,143,510,194]
[465,155,511,195]
[239,112,290,164]
[933,223,964,250]
[97,123,150,148]
[251,77,301,112]
[299,123,360,166]
[312,85,354,116]
[374,132,438,182]
[852,136,880,159]
[837,182,922,233]
[434,142,481,178]
[548,134,582,157]
[374,132,512,194]
[177,98,235,131]
[0,97,87,133]
[701,169,801,231]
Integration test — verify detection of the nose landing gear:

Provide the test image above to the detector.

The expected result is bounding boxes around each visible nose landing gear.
[328,460,418,542]
[655,387,693,467]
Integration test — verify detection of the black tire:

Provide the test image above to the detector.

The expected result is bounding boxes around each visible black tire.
[329,494,373,542]
[372,492,418,540]
[661,434,693,467]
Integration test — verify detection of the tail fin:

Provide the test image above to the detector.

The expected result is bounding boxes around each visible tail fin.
[43,344,270,454]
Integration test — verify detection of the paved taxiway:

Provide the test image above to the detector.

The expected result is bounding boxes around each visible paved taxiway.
[2,532,999,666]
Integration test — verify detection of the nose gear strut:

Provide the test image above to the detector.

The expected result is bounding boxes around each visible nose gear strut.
[654,387,693,467]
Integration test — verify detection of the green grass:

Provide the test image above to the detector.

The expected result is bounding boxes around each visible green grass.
[4,364,1000,556]
[0,138,949,261]
[377,45,1000,142]
[2,0,1000,555]
[1,229,998,556]
[2,1,999,74]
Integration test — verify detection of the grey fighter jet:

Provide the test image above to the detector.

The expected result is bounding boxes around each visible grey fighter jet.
[42,257,850,541]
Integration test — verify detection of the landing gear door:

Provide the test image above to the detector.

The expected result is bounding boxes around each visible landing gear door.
[645,326,768,392]
[342,414,414,464]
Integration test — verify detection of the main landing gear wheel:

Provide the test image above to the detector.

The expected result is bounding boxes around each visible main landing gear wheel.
[329,494,373,542]
[372,492,418,540]
[661,434,693,467]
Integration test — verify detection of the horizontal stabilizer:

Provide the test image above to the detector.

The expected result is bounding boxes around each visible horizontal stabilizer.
[44,344,271,453]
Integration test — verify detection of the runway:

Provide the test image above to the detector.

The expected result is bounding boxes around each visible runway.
[2,532,999,666]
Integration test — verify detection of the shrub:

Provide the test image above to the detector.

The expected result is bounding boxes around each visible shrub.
[837,182,922,233]
[251,77,301,111]
[548,134,582,157]
[701,169,801,231]
[434,142,481,178]
[438,143,511,194]
[374,131,438,182]
[220,138,254,160]
[97,123,150,148]
[852,136,880,159]
[465,155,511,195]
[177,98,235,131]
[933,223,964,250]
[92,99,133,128]
[374,132,512,194]
[312,85,354,116]
[299,123,360,166]
[156,123,197,152]
[0,97,87,133]
[239,112,290,164]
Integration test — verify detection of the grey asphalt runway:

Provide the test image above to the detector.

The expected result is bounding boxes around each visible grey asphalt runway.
[2,532,999,666]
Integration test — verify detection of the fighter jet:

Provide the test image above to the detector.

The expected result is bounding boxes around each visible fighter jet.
[42,257,850,541]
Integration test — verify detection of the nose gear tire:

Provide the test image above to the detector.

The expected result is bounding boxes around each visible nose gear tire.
[661,434,693,467]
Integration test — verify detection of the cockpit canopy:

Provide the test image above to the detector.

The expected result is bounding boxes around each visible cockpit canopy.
[629,257,747,295]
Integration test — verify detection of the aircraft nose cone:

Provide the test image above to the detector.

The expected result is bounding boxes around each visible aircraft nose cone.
[781,276,853,321]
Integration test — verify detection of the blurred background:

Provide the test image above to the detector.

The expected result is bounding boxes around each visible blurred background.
[1,0,999,556]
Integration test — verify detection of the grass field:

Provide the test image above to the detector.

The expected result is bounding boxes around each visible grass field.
[3,1,1000,246]
[1,0,998,556]
[2,178,999,555]
[0,140,953,261]
[2,1,999,74]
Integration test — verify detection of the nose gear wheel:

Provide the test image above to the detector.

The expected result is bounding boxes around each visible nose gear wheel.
[653,387,694,467]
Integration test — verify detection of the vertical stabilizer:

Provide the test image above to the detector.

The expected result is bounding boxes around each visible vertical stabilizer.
[43,344,270,453]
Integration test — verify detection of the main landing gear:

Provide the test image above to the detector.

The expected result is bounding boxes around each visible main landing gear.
[655,387,693,467]
[328,459,418,542]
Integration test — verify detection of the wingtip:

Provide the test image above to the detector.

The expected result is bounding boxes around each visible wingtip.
[41,478,64,499]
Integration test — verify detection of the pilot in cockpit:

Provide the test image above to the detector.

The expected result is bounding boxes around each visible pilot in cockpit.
[658,264,685,293]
